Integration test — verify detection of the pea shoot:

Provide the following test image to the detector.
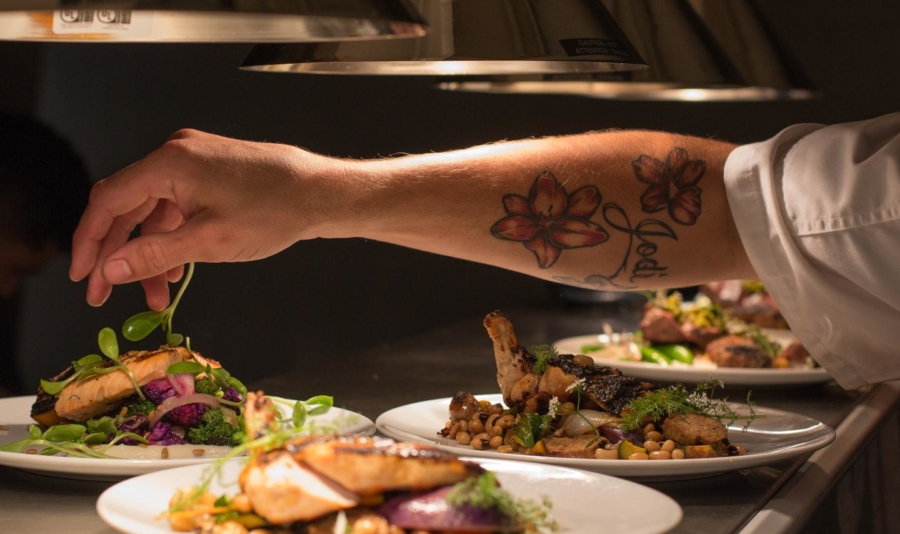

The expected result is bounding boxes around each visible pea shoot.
[0,422,148,458]
[123,262,195,347]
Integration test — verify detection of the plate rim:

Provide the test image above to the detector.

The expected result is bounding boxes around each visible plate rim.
[97,453,684,534]
[552,334,832,386]
[0,395,375,478]
[375,393,836,478]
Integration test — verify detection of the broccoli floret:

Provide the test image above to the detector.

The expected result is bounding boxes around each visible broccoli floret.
[186,408,241,447]
[194,376,221,396]
[125,397,157,417]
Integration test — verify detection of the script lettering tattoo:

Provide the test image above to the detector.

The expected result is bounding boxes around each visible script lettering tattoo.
[633,147,706,226]
[491,171,609,269]
[554,204,677,290]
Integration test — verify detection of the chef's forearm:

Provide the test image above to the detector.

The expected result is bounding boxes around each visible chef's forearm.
[330,131,755,290]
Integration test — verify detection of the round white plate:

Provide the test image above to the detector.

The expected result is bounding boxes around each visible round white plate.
[0,396,374,480]
[97,456,682,534]
[376,394,835,479]
[552,332,832,386]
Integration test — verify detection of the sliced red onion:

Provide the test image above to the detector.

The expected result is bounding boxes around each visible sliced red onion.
[149,393,221,426]
[166,374,183,395]
[379,486,520,532]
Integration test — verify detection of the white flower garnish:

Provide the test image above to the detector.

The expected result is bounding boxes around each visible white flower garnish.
[547,396,560,418]
[565,378,586,393]
[333,510,348,534]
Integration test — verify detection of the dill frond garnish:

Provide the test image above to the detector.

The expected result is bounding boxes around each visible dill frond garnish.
[621,381,763,431]
[530,345,557,375]
[447,472,558,533]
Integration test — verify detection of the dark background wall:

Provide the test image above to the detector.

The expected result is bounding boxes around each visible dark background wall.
[4,0,898,391]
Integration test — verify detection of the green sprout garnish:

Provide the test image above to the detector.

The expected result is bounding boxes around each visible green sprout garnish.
[123,262,195,347]
[447,472,558,533]
[0,422,148,458]
[621,380,763,431]
[564,379,602,448]
[530,345,557,375]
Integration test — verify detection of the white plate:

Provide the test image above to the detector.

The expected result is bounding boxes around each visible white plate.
[376,394,835,479]
[0,396,374,480]
[552,333,833,386]
[97,456,682,534]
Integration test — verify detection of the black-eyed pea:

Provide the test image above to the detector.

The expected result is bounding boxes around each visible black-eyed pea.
[594,448,619,460]
[469,419,484,434]
[478,400,492,413]
[489,404,504,415]
[643,440,661,453]
[661,440,676,453]
[457,420,468,432]
[649,451,671,460]
[628,452,649,460]
[558,402,576,416]
[471,433,491,450]
[485,414,500,433]
[456,432,471,445]
[497,445,514,454]
[671,449,685,460]
[646,431,663,442]
[448,422,462,439]
[643,423,656,435]
[489,436,503,449]
[490,425,504,437]
[496,415,516,429]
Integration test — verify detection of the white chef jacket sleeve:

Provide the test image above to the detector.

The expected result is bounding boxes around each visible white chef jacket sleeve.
[724,112,900,389]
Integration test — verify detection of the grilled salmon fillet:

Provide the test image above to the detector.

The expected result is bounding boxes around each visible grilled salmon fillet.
[31,346,217,424]
[241,436,482,524]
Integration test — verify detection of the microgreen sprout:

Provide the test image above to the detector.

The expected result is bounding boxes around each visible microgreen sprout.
[122,262,195,347]
[0,423,148,458]
[621,380,764,431]
[447,472,558,533]
[530,345,557,375]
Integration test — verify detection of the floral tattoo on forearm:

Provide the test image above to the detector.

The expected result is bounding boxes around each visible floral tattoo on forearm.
[491,148,706,288]
[633,147,706,226]
[490,171,609,268]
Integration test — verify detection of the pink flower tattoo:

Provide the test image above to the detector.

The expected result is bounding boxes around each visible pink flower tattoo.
[633,147,706,225]
[491,171,609,269]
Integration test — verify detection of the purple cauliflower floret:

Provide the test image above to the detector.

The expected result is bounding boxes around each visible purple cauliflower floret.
[115,415,149,445]
[143,378,176,404]
[222,386,242,404]
[146,421,184,446]
[166,403,207,427]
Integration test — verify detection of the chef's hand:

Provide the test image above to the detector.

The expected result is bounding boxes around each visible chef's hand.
[70,129,351,310]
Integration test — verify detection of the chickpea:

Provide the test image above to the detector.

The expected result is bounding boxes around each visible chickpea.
[628,452,649,460]
[671,449,686,460]
[232,494,253,514]
[643,440,661,453]
[646,431,663,442]
[470,433,491,450]
[497,445,514,454]
[469,419,484,434]
[643,423,656,435]
[649,451,671,460]
[594,448,619,460]
[496,415,515,429]
[456,432,471,445]
[489,436,503,449]
[490,425,504,437]
[661,440,676,453]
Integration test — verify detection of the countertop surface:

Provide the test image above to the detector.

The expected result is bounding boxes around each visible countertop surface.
[0,304,891,534]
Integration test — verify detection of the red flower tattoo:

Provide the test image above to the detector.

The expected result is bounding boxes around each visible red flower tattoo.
[491,171,609,269]
[632,147,706,225]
